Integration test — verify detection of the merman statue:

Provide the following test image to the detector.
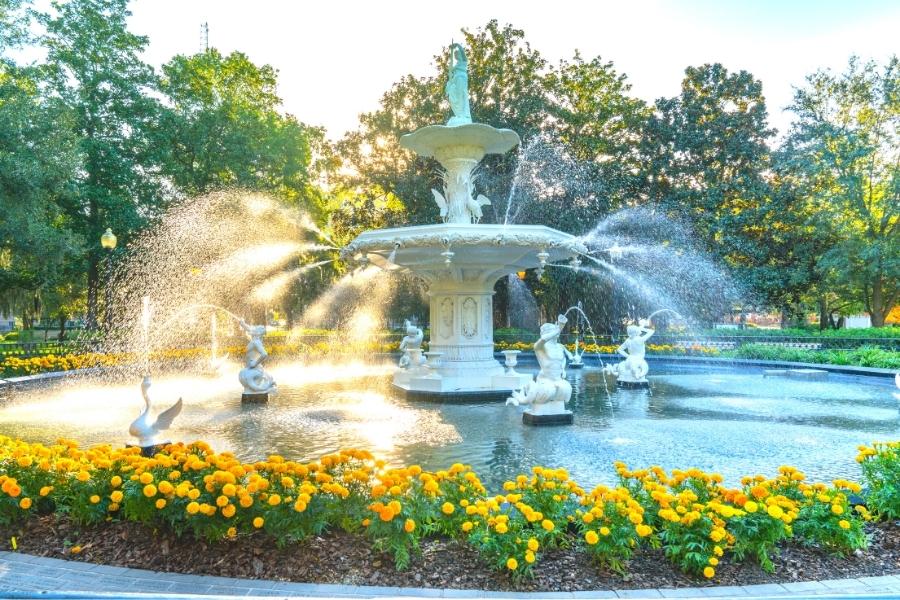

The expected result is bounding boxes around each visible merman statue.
[398,320,426,368]
[605,319,654,388]
[506,314,574,425]
[238,319,276,400]
[445,43,472,126]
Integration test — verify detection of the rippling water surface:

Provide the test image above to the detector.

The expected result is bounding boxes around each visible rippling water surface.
[1,362,896,489]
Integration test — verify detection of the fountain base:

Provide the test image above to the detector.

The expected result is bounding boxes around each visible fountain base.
[126,443,168,457]
[241,392,270,403]
[616,380,650,390]
[523,410,574,426]
[393,368,532,398]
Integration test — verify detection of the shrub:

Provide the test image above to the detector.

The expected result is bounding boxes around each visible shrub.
[857,442,900,520]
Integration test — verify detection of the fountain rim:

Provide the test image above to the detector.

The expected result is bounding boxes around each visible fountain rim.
[399,122,520,157]
[343,223,588,257]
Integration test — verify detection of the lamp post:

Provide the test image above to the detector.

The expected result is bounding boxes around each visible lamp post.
[100,228,117,333]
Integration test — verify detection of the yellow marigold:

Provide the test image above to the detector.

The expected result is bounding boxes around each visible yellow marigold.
[76,471,90,482]
[188,488,201,501]
[39,486,52,497]
[239,494,253,508]
[525,550,535,564]
[831,504,844,515]
[221,504,236,518]
[253,517,264,529]
[709,557,719,566]
[744,501,758,513]
[89,495,100,504]
[495,522,509,534]
[142,484,157,498]
[441,501,455,515]
[155,499,167,510]
[404,518,416,533]
[506,557,518,571]
[186,501,200,515]
[838,519,850,530]
[18,497,32,510]
[293,500,307,513]
[636,524,652,537]
[461,521,473,533]
[16,456,32,468]
[70,545,82,554]
[599,526,611,536]
[584,530,599,545]
[541,519,554,532]
[766,505,783,519]
[110,490,123,503]
[216,495,229,508]
[158,481,174,495]
[703,566,715,579]
[226,527,237,539]
[267,493,281,506]
[222,483,236,497]
[139,472,154,485]
[527,537,539,552]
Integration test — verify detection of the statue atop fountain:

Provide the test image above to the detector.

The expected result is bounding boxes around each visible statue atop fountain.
[446,43,472,126]
[605,320,654,389]
[398,320,425,368]
[238,319,276,402]
[506,314,574,425]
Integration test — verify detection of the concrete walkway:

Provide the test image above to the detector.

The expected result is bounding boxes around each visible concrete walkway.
[1,552,899,598]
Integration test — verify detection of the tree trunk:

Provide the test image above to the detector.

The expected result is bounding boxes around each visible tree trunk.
[818,296,828,330]
[58,314,67,341]
[871,275,886,327]
[86,258,99,330]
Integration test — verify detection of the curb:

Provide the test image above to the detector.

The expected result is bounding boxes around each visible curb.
[2,551,900,598]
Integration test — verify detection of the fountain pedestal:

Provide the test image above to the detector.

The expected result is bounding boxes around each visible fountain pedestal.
[523,406,574,426]
[348,224,585,398]
[241,392,270,403]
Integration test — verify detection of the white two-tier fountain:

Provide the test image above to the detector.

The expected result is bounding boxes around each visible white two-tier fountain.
[343,44,586,399]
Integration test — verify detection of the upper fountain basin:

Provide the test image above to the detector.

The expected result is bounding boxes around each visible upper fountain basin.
[343,223,586,285]
[400,123,520,160]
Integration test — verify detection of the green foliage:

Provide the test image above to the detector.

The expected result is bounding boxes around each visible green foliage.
[727,343,900,368]
[858,442,900,520]
[782,57,899,327]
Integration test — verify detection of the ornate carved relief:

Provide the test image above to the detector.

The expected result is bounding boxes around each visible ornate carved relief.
[462,297,478,338]
[440,298,454,338]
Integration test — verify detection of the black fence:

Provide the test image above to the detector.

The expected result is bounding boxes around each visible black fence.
[1,332,897,360]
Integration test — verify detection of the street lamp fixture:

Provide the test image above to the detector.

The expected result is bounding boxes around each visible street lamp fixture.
[101,228,117,250]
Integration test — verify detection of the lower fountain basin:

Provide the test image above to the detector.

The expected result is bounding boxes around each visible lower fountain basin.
[1,363,895,489]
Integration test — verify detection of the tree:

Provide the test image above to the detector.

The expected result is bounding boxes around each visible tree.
[156,49,322,212]
[782,57,899,326]
[0,0,82,327]
[38,0,163,330]
[639,64,777,316]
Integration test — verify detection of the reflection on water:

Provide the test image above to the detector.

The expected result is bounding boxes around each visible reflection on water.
[1,363,897,489]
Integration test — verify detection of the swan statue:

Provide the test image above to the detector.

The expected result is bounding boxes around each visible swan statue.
[128,376,183,447]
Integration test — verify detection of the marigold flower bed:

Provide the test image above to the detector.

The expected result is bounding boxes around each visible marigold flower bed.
[0,437,897,590]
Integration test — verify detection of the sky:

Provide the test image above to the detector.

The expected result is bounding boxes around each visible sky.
[127,0,899,140]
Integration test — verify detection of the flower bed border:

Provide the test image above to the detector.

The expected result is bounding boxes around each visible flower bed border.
[2,548,900,597]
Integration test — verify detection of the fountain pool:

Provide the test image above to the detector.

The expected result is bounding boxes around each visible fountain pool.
[2,363,895,489]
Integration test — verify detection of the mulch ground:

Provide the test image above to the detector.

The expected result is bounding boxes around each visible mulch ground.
[2,517,899,592]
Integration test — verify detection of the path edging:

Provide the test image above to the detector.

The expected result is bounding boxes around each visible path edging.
[2,551,899,598]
